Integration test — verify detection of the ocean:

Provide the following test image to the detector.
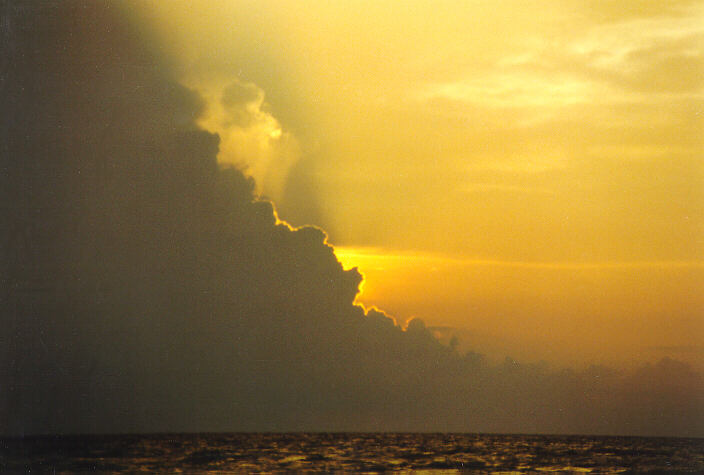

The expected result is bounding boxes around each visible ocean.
[1,432,702,472]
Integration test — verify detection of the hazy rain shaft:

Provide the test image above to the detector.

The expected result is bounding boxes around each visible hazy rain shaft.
[1,1,703,437]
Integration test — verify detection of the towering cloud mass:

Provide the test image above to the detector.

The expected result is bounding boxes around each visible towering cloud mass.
[1,1,702,437]
[198,77,301,206]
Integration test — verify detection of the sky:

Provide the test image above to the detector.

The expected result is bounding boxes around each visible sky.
[139,0,704,368]
[1,1,703,436]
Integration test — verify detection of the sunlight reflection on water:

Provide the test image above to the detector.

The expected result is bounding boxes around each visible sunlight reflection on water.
[1,432,702,472]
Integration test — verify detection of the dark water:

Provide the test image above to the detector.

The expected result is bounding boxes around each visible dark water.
[1,433,703,473]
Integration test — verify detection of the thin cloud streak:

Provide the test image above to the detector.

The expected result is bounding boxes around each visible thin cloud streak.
[336,247,704,270]
[460,183,557,195]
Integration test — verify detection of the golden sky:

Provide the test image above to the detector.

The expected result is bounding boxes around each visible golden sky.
[138,1,704,368]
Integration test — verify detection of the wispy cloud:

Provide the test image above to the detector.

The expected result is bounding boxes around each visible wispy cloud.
[459,183,556,195]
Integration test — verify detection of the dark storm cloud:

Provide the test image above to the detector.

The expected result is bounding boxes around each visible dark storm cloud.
[1,1,702,436]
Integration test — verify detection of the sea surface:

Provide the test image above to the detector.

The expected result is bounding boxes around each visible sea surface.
[1,432,703,473]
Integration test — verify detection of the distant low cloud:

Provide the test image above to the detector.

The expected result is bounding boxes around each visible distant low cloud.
[1,1,702,437]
